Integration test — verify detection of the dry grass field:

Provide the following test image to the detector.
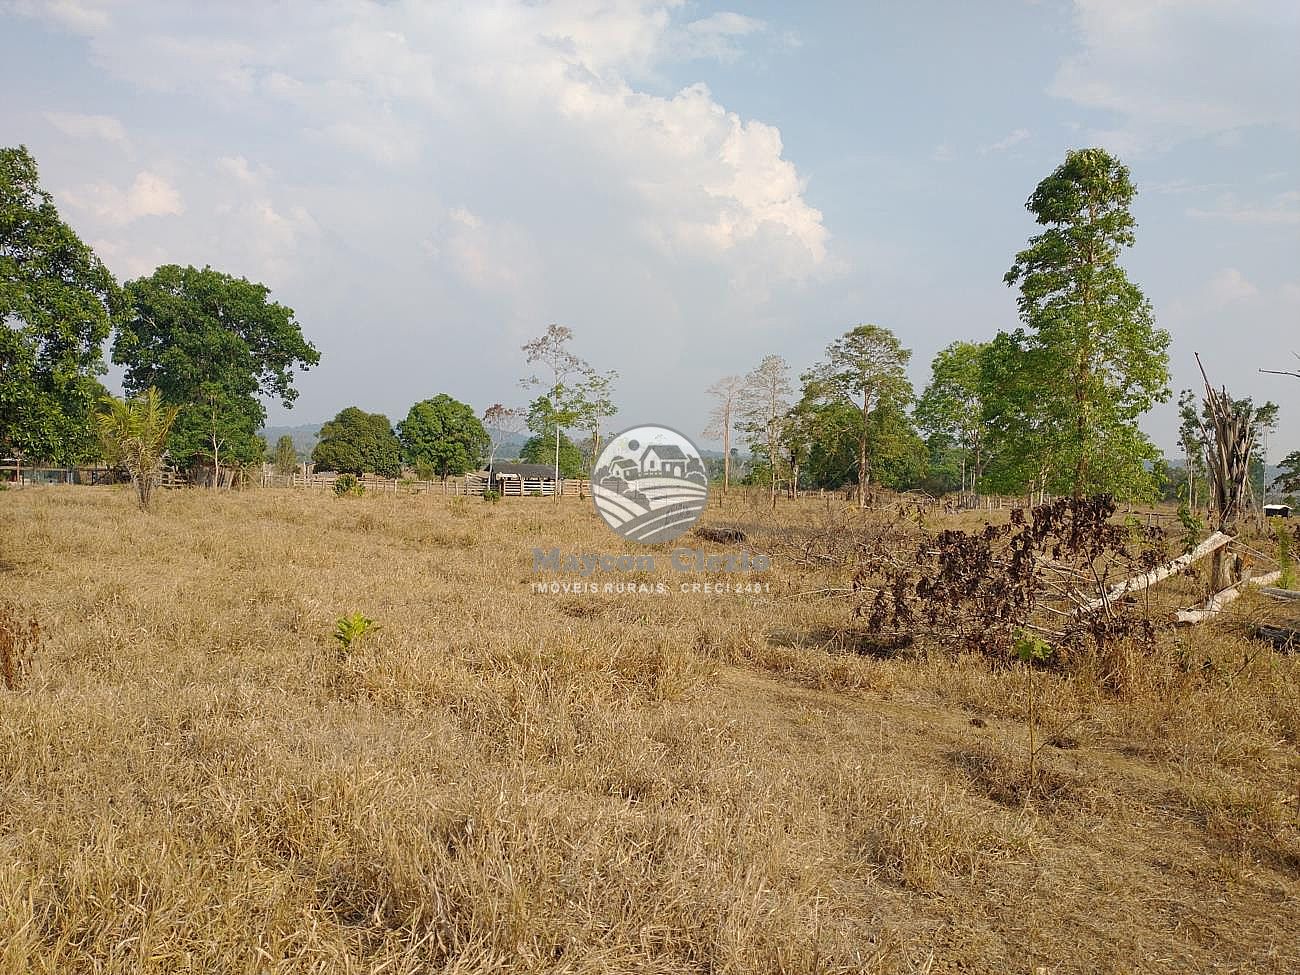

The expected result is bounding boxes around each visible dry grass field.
[1,485,1297,974]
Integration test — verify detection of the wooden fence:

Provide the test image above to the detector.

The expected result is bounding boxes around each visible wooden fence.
[259,471,592,498]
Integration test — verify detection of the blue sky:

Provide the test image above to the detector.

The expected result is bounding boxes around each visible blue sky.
[4,0,1298,457]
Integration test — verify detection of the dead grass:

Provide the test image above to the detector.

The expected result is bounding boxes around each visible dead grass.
[0,485,1297,973]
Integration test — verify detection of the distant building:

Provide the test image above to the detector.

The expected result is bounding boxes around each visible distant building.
[1264,503,1291,518]
[490,462,560,496]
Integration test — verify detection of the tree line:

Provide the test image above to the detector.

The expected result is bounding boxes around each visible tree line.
[704,147,1290,508]
[6,142,1293,507]
[2,145,319,484]
[301,323,618,483]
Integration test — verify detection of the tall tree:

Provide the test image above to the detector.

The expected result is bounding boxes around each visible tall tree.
[806,324,912,508]
[737,355,793,509]
[1003,147,1170,500]
[572,368,618,460]
[397,394,489,480]
[96,387,180,511]
[1176,389,1206,510]
[271,435,299,476]
[915,340,990,496]
[1,145,125,464]
[521,324,589,489]
[703,375,743,496]
[312,407,401,477]
[114,265,319,482]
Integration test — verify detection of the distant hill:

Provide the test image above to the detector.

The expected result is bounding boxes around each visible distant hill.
[259,423,322,459]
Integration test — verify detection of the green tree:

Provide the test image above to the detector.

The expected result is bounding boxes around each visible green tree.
[521,324,589,488]
[805,325,913,508]
[312,408,401,477]
[397,394,489,479]
[979,330,1058,499]
[96,387,180,511]
[572,368,618,458]
[1274,451,1300,496]
[793,396,927,494]
[113,265,319,482]
[1002,148,1171,500]
[520,431,585,477]
[272,434,299,476]
[799,399,860,491]
[915,340,990,496]
[1,145,125,464]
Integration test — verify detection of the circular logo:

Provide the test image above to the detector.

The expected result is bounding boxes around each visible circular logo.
[591,424,709,543]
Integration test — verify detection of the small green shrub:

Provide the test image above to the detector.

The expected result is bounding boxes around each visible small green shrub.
[1274,518,1294,589]
[332,612,378,653]
[1013,631,1053,666]
[1177,503,1205,555]
[482,489,501,503]
[333,473,364,497]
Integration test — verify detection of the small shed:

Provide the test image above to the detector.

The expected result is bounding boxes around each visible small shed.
[490,463,560,496]
[1264,503,1291,519]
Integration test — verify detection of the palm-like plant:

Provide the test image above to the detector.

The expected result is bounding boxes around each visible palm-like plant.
[96,387,181,511]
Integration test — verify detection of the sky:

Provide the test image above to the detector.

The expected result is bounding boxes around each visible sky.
[3,0,1299,458]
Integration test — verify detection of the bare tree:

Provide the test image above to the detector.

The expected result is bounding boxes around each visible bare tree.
[1193,354,1269,590]
[482,403,526,480]
[703,375,743,499]
[1259,351,1300,380]
[738,355,793,509]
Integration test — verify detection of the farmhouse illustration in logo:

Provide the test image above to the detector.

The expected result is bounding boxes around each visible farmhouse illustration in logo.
[591,425,709,543]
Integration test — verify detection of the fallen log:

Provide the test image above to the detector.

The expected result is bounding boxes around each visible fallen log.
[1175,570,1282,625]
[1256,586,1300,602]
[1080,531,1233,616]
[1253,625,1299,652]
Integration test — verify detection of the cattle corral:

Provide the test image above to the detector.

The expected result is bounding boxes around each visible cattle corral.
[1,483,1296,974]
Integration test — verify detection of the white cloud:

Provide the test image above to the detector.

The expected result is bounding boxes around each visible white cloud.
[44,111,128,146]
[60,171,184,224]
[1187,191,1300,226]
[671,11,766,63]
[1050,0,1300,152]
[19,0,829,284]
[216,155,272,185]
[931,143,954,163]
[1206,268,1257,305]
[12,0,109,33]
[429,206,540,295]
[979,128,1030,154]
